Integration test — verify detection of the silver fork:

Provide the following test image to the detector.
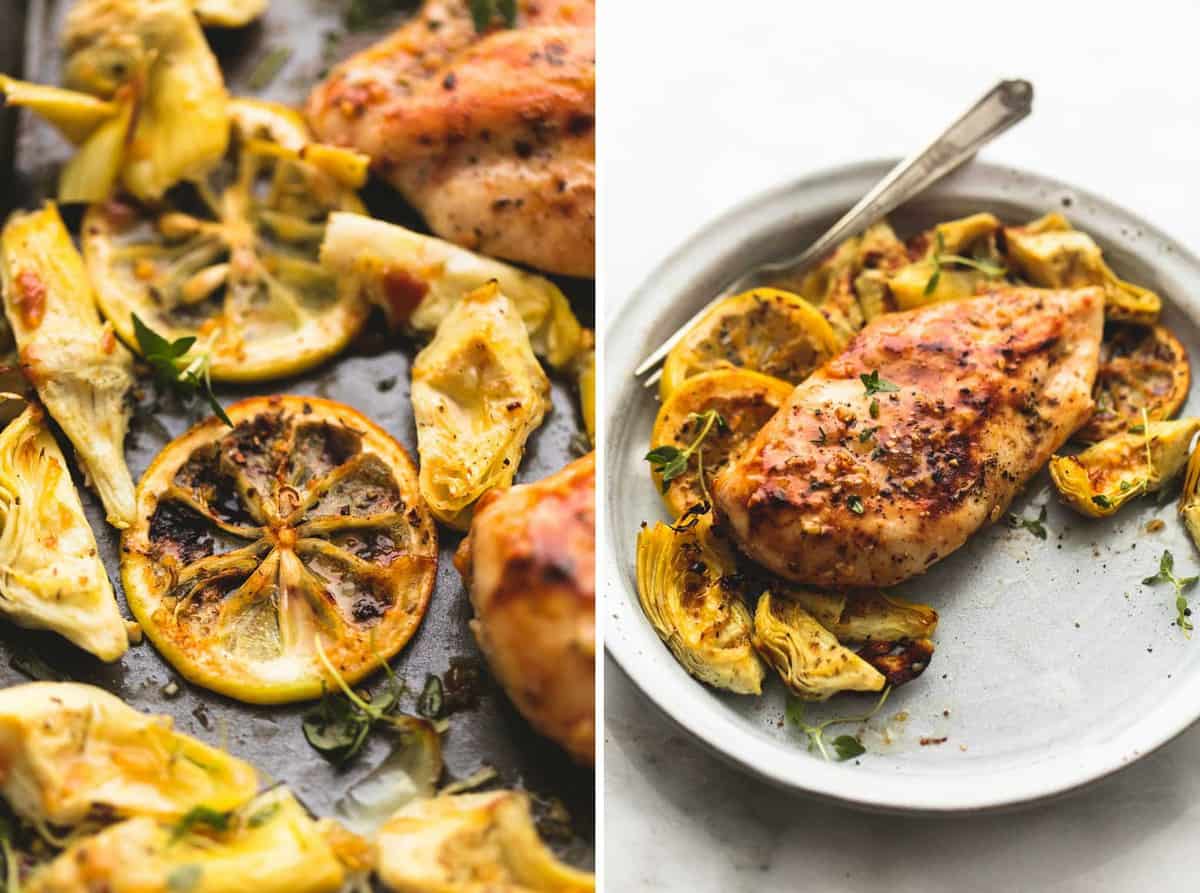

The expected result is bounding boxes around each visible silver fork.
[634,79,1035,386]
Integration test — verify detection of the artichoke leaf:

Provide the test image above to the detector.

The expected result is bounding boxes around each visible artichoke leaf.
[634,514,764,694]
[58,88,136,204]
[25,787,351,893]
[1051,418,1200,518]
[0,405,128,660]
[320,212,584,368]
[886,212,1003,310]
[0,682,258,827]
[1180,440,1200,550]
[412,283,551,529]
[0,203,137,528]
[192,0,269,28]
[1004,213,1162,324]
[0,74,117,144]
[778,588,939,644]
[574,329,595,444]
[377,791,595,893]
[752,591,885,702]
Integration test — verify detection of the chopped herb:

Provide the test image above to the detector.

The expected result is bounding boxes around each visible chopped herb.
[246,802,281,829]
[923,229,1007,296]
[1129,424,1145,434]
[847,495,865,515]
[869,397,880,419]
[644,410,725,492]
[469,0,517,32]
[858,426,878,443]
[132,314,231,426]
[170,806,230,843]
[167,864,203,892]
[1006,505,1048,540]
[1143,550,1198,634]
[860,370,899,396]
[831,735,866,761]
[417,674,444,719]
[248,47,292,91]
[786,687,891,762]
[1119,479,1132,492]
[811,426,827,446]
[1092,494,1112,509]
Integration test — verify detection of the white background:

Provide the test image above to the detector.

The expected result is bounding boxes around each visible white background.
[601,2,1200,890]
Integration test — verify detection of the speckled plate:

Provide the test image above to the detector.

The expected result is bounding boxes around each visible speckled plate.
[603,158,1200,813]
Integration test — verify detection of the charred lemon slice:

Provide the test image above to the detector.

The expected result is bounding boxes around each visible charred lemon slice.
[1078,323,1190,443]
[122,396,438,704]
[650,368,793,517]
[83,98,370,382]
[659,288,840,401]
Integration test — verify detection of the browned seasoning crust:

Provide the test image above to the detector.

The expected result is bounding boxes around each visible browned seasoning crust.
[713,287,1105,587]
[306,0,595,278]
[455,451,595,764]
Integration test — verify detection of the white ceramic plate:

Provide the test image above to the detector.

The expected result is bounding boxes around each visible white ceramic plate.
[603,159,1200,813]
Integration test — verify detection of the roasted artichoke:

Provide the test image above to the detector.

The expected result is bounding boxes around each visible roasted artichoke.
[0,682,258,827]
[191,0,268,27]
[1050,419,1200,518]
[1180,441,1200,550]
[635,513,764,694]
[61,0,230,201]
[886,212,1004,310]
[575,329,596,443]
[412,282,551,529]
[1004,213,1162,324]
[26,787,352,893]
[752,591,886,701]
[320,212,584,369]
[0,202,137,528]
[0,404,128,660]
[377,791,594,893]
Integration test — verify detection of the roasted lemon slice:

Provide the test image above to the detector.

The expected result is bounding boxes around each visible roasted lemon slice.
[660,288,840,401]
[650,368,792,517]
[122,396,438,704]
[1078,323,1190,443]
[84,99,370,383]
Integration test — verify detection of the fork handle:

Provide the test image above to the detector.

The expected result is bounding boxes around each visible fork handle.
[774,79,1033,276]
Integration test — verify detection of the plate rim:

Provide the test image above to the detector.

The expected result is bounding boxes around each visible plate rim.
[602,157,1200,814]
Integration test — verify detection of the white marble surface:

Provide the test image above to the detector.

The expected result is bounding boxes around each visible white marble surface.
[601,2,1200,889]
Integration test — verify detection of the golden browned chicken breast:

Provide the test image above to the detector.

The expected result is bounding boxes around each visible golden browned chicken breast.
[454,452,595,764]
[307,0,595,278]
[714,287,1104,587]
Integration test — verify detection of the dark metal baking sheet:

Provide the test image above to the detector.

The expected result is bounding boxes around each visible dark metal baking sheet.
[0,0,594,869]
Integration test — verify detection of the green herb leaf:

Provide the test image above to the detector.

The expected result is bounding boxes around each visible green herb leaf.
[785,687,890,763]
[811,427,827,446]
[1006,505,1048,540]
[923,265,941,296]
[246,802,281,829]
[469,0,496,31]
[1143,550,1198,636]
[831,735,866,761]
[644,411,725,492]
[417,674,444,719]
[133,313,230,427]
[847,495,865,515]
[860,370,899,396]
[496,0,517,26]
[167,864,203,892]
[1092,494,1112,509]
[248,47,292,91]
[869,397,880,419]
[170,806,231,843]
[858,426,877,443]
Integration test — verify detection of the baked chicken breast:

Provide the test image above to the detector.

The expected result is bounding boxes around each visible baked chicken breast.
[714,287,1105,587]
[454,451,595,764]
[306,0,595,278]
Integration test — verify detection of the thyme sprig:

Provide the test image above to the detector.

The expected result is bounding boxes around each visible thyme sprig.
[923,230,1007,296]
[645,410,727,493]
[1143,549,1198,635]
[132,314,231,426]
[785,686,891,762]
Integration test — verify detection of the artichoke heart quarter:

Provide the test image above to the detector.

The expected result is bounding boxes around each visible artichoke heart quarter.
[320,212,584,368]
[377,791,595,893]
[1180,441,1200,549]
[752,592,886,702]
[412,283,551,529]
[26,787,349,893]
[0,682,258,827]
[1051,418,1200,518]
[1,202,137,528]
[0,405,127,660]
[634,515,764,695]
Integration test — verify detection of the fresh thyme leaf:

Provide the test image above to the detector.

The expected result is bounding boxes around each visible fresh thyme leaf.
[1006,505,1048,540]
[1092,494,1112,509]
[170,806,230,843]
[248,47,292,91]
[858,426,878,443]
[811,427,827,446]
[417,674,444,719]
[831,735,866,761]
[860,370,899,396]
[132,313,230,427]
[923,265,941,296]
[496,0,517,26]
[167,864,203,892]
[1119,479,1132,491]
[923,230,1005,295]
[645,410,725,492]
[869,397,880,419]
[847,495,865,515]
[924,231,945,296]
[1143,550,1198,634]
